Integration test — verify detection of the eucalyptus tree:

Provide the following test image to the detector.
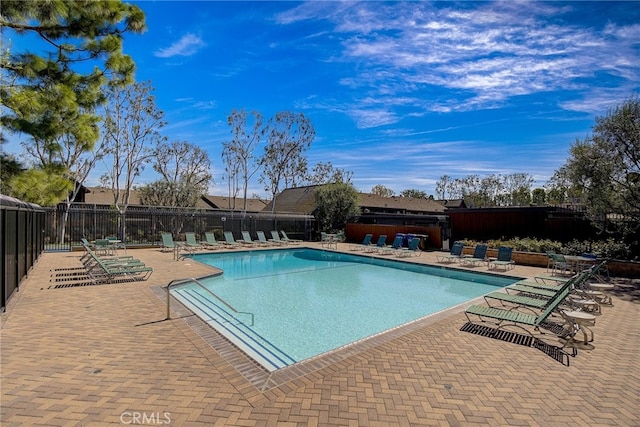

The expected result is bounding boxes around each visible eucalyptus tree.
[435,175,456,199]
[101,81,166,214]
[307,161,353,185]
[370,184,395,198]
[400,189,428,199]
[260,111,315,212]
[222,109,265,212]
[503,173,534,206]
[140,140,212,208]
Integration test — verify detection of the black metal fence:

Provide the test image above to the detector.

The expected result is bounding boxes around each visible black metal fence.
[43,204,315,251]
[1,195,45,311]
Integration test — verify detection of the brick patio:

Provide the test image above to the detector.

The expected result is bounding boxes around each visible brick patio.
[1,244,638,426]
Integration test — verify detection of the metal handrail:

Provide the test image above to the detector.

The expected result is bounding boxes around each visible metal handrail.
[166,278,254,326]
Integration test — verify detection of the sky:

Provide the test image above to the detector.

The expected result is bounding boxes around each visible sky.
[4,1,640,198]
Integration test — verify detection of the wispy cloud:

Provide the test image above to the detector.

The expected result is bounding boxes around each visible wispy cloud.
[154,33,206,58]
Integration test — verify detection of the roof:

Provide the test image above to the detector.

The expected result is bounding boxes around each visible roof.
[264,185,447,215]
[82,187,210,210]
[435,199,467,209]
[358,193,446,213]
[262,185,318,214]
[201,195,268,212]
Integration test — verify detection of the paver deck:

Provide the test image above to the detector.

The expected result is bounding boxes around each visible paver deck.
[1,243,638,426]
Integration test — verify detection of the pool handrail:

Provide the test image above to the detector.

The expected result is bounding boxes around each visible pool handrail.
[166,278,254,326]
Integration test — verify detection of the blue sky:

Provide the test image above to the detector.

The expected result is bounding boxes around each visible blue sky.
[5,1,640,198]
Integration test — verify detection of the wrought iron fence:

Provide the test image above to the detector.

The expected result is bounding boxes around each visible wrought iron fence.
[43,204,315,251]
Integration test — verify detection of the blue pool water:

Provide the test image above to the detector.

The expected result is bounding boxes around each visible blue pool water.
[173,248,517,371]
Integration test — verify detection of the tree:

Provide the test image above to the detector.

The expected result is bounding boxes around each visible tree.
[101,81,165,213]
[0,148,24,195]
[139,140,212,208]
[307,161,353,185]
[260,111,315,212]
[1,0,145,157]
[223,109,265,212]
[435,175,456,199]
[531,188,546,205]
[8,168,71,206]
[400,189,427,199]
[503,173,534,206]
[370,184,395,198]
[552,95,640,249]
[314,183,360,232]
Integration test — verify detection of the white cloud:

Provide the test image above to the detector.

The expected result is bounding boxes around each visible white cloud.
[154,33,206,58]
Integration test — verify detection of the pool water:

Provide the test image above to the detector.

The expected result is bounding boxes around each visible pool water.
[173,248,517,371]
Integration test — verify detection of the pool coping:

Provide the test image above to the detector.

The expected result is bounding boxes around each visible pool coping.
[153,248,525,392]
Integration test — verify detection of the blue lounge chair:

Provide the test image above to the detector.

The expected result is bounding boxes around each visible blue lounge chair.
[396,237,421,258]
[460,244,488,267]
[437,241,464,263]
[488,246,515,271]
[379,235,404,255]
[365,235,387,253]
[350,233,373,251]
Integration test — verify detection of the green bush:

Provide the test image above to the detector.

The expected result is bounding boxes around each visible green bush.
[460,237,631,260]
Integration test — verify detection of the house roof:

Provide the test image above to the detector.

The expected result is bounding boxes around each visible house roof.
[263,185,447,215]
[201,195,268,212]
[435,199,467,209]
[82,187,212,210]
[358,193,446,213]
[262,185,318,214]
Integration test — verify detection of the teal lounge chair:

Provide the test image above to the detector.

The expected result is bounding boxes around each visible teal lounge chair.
[379,235,404,255]
[396,237,421,258]
[161,232,183,252]
[350,233,373,251]
[437,241,464,263]
[460,244,488,267]
[185,232,203,250]
[365,235,387,253]
[488,246,515,271]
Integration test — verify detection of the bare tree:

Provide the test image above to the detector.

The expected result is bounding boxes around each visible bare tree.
[223,109,265,213]
[101,80,165,239]
[260,111,315,212]
[307,161,353,185]
[370,184,395,197]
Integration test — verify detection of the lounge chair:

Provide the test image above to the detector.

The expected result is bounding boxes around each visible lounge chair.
[350,233,373,251]
[436,241,464,263]
[548,253,572,276]
[465,269,593,348]
[396,237,421,258]
[365,235,387,253]
[202,232,222,250]
[379,235,403,255]
[85,251,153,283]
[161,232,184,252]
[240,231,259,246]
[460,244,488,267]
[488,246,515,271]
[185,232,203,250]
[223,231,242,248]
[270,230,289,245]
[255,231,274,246]
[280,230,302,244]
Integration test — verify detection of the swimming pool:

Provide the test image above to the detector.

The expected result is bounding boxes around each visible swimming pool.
[172,248,517,371]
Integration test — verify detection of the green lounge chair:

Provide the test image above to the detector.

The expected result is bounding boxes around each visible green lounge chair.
[460,244,488,267]
[161,232,183,252]
[280,230,302,244]
[202,232,222,250]
[223,231,241,248]
[350,233,373,251]
[464,270,592,344]
[488,246,515,271]
[436,241,464,263]
[185,232,203,250]
[240,231,259,246]
[255,231,274,246]
[270,230,289,245]
[86,252,153,283]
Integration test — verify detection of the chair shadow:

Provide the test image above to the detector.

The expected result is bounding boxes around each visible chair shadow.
[460,321,574,366]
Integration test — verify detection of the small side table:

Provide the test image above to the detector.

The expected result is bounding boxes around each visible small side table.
[561,310,596,345]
